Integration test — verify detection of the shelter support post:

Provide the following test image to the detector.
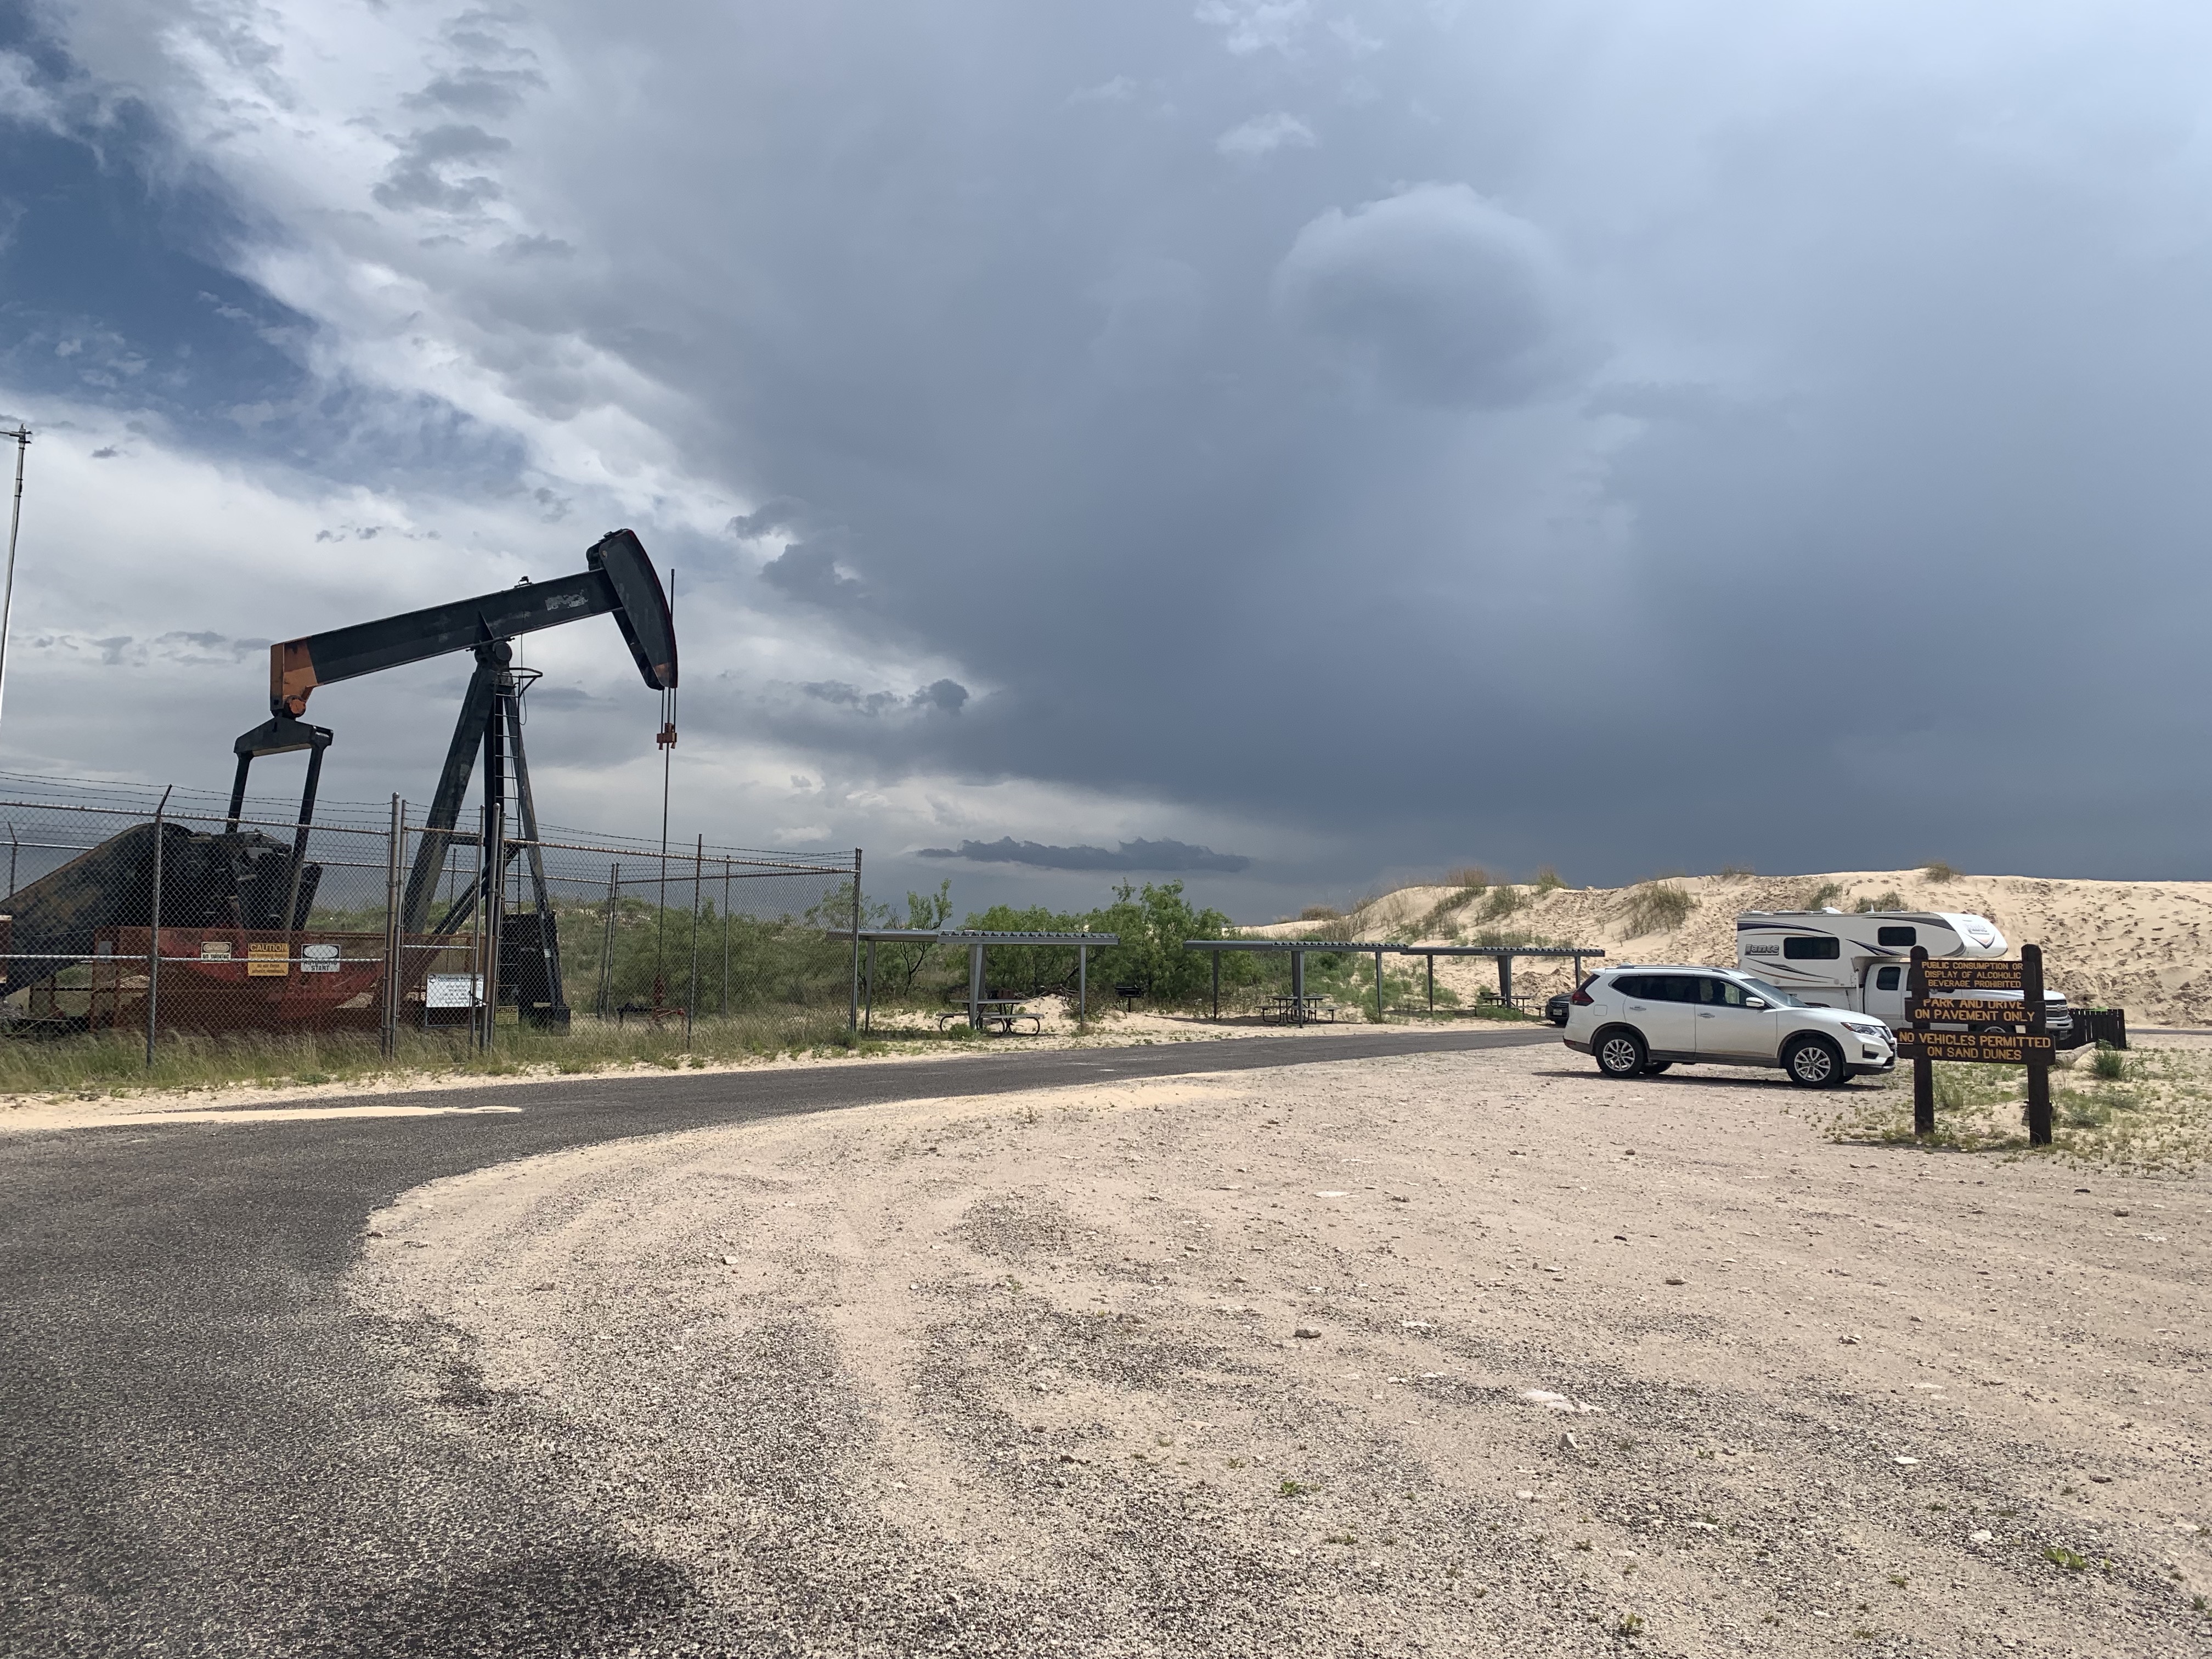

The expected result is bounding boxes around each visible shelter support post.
[1497,955,1513,1005]
[969,943,984,1031]
[1291,950,1305,1025]
[1212,951,1220,1020]
[865,938,876,1035]
[1374,949,1385,1024]
[1078,944,1087,1025]
[1426,952,1435,1014]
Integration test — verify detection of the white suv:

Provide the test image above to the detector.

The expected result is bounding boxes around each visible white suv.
[1564,964,1895,1087]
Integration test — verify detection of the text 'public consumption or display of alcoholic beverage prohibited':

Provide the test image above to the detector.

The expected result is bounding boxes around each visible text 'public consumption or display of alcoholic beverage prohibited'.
[1895,1029,2054,1063]
[1921,960,2024,991]
[1904,997,2039,1025]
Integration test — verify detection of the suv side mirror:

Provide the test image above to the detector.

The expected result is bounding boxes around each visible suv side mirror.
[1744,997,1769,1009]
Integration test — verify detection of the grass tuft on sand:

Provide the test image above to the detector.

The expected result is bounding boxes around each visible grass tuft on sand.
[1825,1047,2212,1172]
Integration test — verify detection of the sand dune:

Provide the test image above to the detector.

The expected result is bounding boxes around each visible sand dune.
[1248,870,2212,1026]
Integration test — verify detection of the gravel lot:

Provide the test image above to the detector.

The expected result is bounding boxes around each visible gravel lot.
[357,1043,2212,1656]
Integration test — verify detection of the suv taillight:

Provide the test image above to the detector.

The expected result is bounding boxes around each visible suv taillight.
[1570,986,1594,1005]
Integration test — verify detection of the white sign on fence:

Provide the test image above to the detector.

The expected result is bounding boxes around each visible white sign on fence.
[425,973,483,1008]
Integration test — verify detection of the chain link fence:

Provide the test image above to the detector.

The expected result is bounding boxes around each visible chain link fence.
[0,771,861,1068]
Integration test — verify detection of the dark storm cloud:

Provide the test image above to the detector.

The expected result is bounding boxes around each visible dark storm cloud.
[27,0,2212,902]
[760,540,864,607]
[802,678,967,715]
[919,837,1251,873]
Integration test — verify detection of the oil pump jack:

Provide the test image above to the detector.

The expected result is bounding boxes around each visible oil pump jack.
[224,528,678,1026]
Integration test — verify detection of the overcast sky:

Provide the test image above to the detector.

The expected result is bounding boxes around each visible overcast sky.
[2,1,2207,921]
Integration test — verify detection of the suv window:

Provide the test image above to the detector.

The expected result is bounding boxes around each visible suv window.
[1782,936,1841,960]
[1877,925,1916,947]
[1656,975,1706,1003]
[1875,965,1902,990]
[1696,977,1757,1007]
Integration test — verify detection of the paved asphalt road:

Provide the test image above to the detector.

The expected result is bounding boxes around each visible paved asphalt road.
[1,1025,1557,1657]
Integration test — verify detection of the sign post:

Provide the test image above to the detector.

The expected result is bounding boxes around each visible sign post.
[1899,943,2053,1147]
[1909,945,1933,1136]
[2023,942,2051,1146]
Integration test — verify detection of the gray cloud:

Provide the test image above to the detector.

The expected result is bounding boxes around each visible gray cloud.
[373,124,511,213]
[729,498,802,539]
[919,837,1251,872]
[802,678,967,715]
[761,539,863,606]
[402,68,546,120]
[1274,183,1577,407]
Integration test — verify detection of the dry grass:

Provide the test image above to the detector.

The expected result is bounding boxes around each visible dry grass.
[1826,1046,2212,1173]
[0,1008,862,1104]
[1620,879,1697,937]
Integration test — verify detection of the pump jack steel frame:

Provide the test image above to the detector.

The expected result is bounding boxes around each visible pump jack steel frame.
[223,529,677,1029]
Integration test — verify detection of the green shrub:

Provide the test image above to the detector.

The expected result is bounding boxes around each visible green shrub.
[1531,866,1565,895]
[1801,881,1844,910]
[1854,890,1904,913]
[1922,861,1960,884]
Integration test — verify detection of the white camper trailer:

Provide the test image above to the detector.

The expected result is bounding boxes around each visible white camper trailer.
[1735,909,2071,1038]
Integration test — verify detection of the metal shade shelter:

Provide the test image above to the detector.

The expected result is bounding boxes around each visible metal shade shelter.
[855,928,1119,1032]
[1182,937,1407,1023]
[1182,938,1607,1020]
[1395,944,1606,1012]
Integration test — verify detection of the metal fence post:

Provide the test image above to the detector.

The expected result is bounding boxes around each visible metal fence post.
[467,800,486,1049]
[381,795,403,1058]
[720,859,731,1018]
[143,786,170,1068]
[848,848,862,1036]
[596,862,618,1020]
[686,834,702,1047]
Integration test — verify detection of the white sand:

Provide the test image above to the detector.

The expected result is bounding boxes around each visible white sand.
[354,1040,2212,1655]
[1258,868,2212,1026]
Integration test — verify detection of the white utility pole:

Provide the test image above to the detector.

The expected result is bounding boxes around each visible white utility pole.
[0,423,30,730]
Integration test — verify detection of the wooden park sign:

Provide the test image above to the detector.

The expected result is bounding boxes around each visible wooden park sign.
[1907,943,2052,1145]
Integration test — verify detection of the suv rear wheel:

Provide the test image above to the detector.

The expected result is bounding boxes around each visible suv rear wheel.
[1595,1029,1647,1079]
[1782,1035,1846,1088]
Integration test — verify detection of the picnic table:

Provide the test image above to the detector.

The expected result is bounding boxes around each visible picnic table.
[938,998,1043,1035]
[1261,994,1338,1025]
